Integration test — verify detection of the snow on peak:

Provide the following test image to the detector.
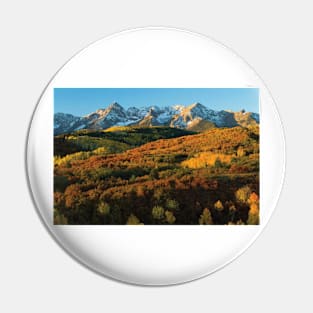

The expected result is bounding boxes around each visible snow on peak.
[54,102,259,135]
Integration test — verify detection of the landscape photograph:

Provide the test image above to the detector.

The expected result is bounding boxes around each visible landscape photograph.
[54,88,260,225]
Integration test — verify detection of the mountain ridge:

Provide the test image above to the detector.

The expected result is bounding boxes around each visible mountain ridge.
[54,102,259,135]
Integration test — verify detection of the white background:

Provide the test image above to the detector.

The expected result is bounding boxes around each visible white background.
[0,0,312,312]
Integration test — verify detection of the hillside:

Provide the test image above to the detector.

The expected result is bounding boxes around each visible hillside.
[54,126,195,157]
[54,126,259,225]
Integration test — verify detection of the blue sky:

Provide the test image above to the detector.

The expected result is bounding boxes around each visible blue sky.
[54,88,259,116]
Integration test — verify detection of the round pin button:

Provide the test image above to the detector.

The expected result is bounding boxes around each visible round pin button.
[27,27,285,285]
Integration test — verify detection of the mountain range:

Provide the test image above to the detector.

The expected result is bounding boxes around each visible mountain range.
[54,102,259,135]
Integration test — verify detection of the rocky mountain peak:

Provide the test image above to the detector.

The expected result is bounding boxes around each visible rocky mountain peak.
[107,102,123,110]
[54,102,259,135]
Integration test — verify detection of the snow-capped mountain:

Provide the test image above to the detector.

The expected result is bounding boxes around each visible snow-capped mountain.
[83,102,127,129]
[54,113,83,133]
[54,102,259,135]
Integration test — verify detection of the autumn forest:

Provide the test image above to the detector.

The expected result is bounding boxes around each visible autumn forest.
[54,124,260,225]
